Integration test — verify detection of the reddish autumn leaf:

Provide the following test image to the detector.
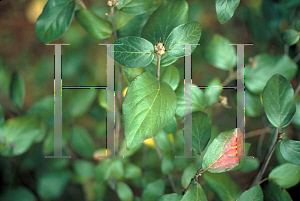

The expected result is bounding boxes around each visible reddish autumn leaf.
[202,128,244,173]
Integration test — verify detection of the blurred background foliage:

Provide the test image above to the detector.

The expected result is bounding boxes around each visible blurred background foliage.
[0,0,300,200]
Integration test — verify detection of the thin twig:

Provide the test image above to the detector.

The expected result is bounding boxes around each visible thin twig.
[110,6,118,39]
[284,45,289,55]
[294,82,300,97]
[293,52,300,63]
[182,168,204,195]
[115,65,123,155]
[251,128,280,187]
[245,126,271,138]
[157,54,161,80]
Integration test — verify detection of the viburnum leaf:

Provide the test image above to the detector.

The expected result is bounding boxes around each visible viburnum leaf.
[202,128,244,173]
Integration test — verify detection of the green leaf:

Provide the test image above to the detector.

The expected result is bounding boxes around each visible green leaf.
[111,37,155,68]
[261,181,292,201]
[0,105,4,126]
[155,130,172,152]
[70,126,96,158]
[115,11,149,38]
[10,72,25,108]
[175,83,206,117]
[181,182,208,201]
[181,162,197,189]
[156,193,182,201]
[117,0,152,15]
[124,163,142,179]
[122,65,144,83]
[0,115,46,156]
[238,157,260,172]
[295,20,300,32]
[94,159,112,182]
[161,152,174,174]
[0,187,36,201]
[205,34,236,71]
[122,72,177,149]
[152,53,179,67]
[293,95,300,126]
[202,128,243,173]
[205,78,222,106]
[116,181,134,201]
[43,126,70,155]
[215,0,240,24]
[75,9,113,40]
[35,0,75,43]
[98,89,117,111]
[245,54,297,94]
[269,163,300,188]
[142,179,165,201]
[280,139,300,165]
[73,160,95,179]
[203,172,240,201]
[165,21,202,58]
[236,185,263,201]
[163,116,177,134]
[141,0,188,45]
[262,74,296,128]
[37,171,71,200]
[281,29,300,46]
[161,65,180,90]
[244,90,263,117]
[112,159,125,179]
[192,111,211,156]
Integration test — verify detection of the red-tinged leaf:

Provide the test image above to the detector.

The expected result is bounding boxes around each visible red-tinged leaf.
[202,128,244,173]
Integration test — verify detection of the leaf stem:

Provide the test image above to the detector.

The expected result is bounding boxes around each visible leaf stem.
[157,54,161,80]
[76,0,87,9]
[182,168,204,195]
[293,52,300,63]
[251,127,280,187]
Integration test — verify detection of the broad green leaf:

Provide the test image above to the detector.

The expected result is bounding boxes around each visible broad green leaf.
[156,193,182,201]
[124,163,142,179]
[0,115,46,156]
[116,181,134,201]
[181,182,208,201]
[238,157,260,172]
[175,83,206,117]
[122,65,144,83]
[73,160,95,179]
[245,90,263,117]
[280,139,300,165]
[75,9,113,40]
[205,34,236,71]
[203,172,240,201]
[141,0,188,45]
[295,20,300,31]
[281,29,300,46]
[165,21,202,58]
[205,78,222,106]
[181,162,197,189]
[161,65,180,90]
[161,152,174,174]
[37,171,71,200]
[216,0,240,24]
[111,37,155,68]
[0,105,4,126]
[70,126,96,158]
[115,11,149,37]
[0,66,11,96]
[245,54,297,94]
[117,0,152,15]
[65,88,97,118]
[10,72,25,108]
[94,159,112,182]
[236,185,263,201]
[35,0,75,43]
[0,187,36,201]
[269,163,300,188]
[152,53,179,67]
[155,130,172,152]
[202,128,244,173]
[261,181,292,201]
[122,72,177,149]
[142,179,165,201]
[230,143,252,171]
[112,159,125,179]
[262,74,296,128]
[163,116,177,134]
[192,111,211,156]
